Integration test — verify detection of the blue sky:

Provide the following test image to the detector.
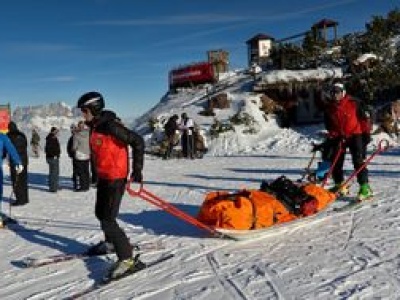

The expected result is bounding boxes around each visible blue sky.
[0,0,398,118]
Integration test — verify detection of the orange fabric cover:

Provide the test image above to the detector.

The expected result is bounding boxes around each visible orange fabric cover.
[302,183,336,210]
[197,185,337,230]
[197,190,296,230]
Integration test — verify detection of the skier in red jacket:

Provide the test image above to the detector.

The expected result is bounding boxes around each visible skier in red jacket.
[77,91,145,281]
[324,83,372,200]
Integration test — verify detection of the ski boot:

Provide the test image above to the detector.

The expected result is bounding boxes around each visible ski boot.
[86,241,115,256]
[357,183,373,201]
[329,182,350,196]
[315,160,331,182]
[106,254,146,281]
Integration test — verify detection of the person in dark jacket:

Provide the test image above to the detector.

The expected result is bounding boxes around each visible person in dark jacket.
[0,133,23,204]
[324,83,372,200]
[7,121,29,206]
[77,91,144,280]
[163,114,179,159]
[179,112,195,158]
[30,128,41,158]
[67,124,78,190]
[44,127,61,192]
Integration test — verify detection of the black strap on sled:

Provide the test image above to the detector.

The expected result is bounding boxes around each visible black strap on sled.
[260,176,312,216]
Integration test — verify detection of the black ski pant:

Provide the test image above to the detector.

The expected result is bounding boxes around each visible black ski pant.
[163,135,175,159]
[71,159,78,190]
[95,178,131,261]
[46,157,59,192]
[75,159,90,191]
[11,165,29,204]
[331,134,368,185]
[90,156,97,185]
[181,133,194,158]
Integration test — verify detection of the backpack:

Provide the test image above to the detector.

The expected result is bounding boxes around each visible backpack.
[260,176,317,216]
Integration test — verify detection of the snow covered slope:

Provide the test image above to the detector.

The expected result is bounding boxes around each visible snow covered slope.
[1,68,400,299]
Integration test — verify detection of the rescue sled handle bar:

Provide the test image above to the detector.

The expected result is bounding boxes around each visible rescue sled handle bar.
[338,139,390,194]
[126,182,227,238]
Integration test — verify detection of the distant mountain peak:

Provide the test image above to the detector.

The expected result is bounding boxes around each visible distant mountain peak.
[12,102,82,132]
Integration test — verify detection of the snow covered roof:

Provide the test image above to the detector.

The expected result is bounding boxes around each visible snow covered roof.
[353,53,379,65]
[253,68,343,91]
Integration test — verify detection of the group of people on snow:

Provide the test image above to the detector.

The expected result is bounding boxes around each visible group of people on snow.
[2,92,145,280]
[2,79,394,281]
[162,112,207,160]
[199,81,377,232]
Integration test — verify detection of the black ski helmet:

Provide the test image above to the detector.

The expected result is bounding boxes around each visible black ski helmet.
[77,91,105,116]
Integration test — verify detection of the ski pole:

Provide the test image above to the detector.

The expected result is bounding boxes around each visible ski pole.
[126,181,225,238]
[298,151,316,182]
[337,139,390,193]
[321,140,345,188]
[0,188,3,229]
[9,173,19,220]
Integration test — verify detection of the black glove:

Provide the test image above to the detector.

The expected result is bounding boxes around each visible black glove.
[311,142,323,153]
[131,170,143,183]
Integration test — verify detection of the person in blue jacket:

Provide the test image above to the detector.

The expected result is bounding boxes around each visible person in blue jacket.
[0,133,24,202]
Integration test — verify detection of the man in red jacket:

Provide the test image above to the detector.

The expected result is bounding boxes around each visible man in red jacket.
[325,83,372,200]
[77,91,145,281]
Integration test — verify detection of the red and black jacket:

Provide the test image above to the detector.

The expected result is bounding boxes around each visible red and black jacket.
[325,94,363,139]
[89,110,144,181]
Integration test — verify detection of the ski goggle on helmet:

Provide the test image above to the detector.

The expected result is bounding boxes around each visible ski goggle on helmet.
[77,91,105,116]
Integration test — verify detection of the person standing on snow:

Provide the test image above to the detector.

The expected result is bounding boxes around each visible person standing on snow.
[77,91,145,280]
[67,124,78,190]
[7,121,29,206]
[163,114,179,159]
[0,133,24,203]
[72,121,91,191]
[324,82,372,200]
[44,127,61,193]
[179,112,195,159]
[30,128,41,158]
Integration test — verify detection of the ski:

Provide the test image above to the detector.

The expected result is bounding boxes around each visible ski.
[65,254,174,299]
[21,240,165,268]
[333,197,376,212]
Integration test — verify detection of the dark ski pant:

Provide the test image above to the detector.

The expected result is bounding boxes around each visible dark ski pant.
[95,178,131,261]
[331,134,368,185]
[71,158,78,190]
[163,135,175,159]
[46,157,59,192]
[75,159,90,190]
[11,165,29,204]
[181,133,194,158]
